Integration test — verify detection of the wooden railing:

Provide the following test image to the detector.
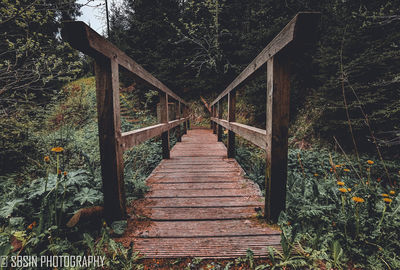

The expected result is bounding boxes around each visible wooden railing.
[62,22,190,222]
[210,12,320,222]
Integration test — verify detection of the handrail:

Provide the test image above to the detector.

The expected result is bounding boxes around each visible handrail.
[62,21,188,106]
[62,22,190,222]
[210,12,319,106]
[210,12,319,222]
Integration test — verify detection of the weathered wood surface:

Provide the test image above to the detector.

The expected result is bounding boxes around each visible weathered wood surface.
[211,118,267,150]
[265,55,290,221]
[94,57,126,222]
[120,118,188,151]
[119,129,281,258]
[227,91,236,158]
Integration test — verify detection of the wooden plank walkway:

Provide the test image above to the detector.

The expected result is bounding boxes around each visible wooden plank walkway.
[119,128,281,258]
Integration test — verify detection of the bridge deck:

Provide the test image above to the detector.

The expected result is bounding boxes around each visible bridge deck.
[119,128,281,258]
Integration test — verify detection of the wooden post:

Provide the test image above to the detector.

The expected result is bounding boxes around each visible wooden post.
[183,105,188,135]
[210,106,214,130]
[217,101,223,142]
[94,57,126,222]
[177,101,182,142]
[227,90,236,158]
[160,92,170,159]
[265,54,290,222]
[187,111,190,130]
[212,106,217,134]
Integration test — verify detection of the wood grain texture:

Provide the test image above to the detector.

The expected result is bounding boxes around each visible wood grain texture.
[227,91,236,158]
[119,129,281,258]
[160,93,170,159]
[120,118,187,151]
[265,54,290,222]
[217,102,223,142]
[94,57,126,222]
[176,102,182,142]
[211,118,267,150]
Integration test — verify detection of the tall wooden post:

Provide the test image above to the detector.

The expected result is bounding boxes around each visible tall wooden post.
[227,91,236,158]
[94,57,126,222]
[183,105,188,135]
[210,105,214,130]
[212,106,217,134]
[217,101,223,142]
[187,110,191,130]
[177,101,182,142]
[160,92,170,159]
[265,54,290,222]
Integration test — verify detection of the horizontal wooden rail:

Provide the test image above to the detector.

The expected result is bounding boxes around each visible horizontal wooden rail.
[62,21,188,106]
[121,118,188,151]
[62,21,190,223]
[210,12,319,106]
[210,12,319,222]
[211,118,266,150]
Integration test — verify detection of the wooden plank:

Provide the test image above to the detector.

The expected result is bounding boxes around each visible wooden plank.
[120,119,187,151]
[132,236,281,258]
[94,57,126,222]
[148,188,258,198]
[227,91,236,158]
[212,118,267,150]
[149,197,263,208]
[210,12,320,106]
[265,55,290,222]
[62,21,188,106]
[149,182,240,190]
[148,207,257,220]
[133,220,278,238]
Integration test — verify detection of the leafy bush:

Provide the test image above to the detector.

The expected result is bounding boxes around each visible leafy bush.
[235,137,400,269]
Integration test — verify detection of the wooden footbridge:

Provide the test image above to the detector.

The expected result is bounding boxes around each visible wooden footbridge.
[62,12,319,258]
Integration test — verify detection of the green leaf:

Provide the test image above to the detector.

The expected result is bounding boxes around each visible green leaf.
[111,220,127,236]
[74,187,102,205]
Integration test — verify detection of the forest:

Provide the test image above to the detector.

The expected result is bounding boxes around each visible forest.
[0,0,399,269]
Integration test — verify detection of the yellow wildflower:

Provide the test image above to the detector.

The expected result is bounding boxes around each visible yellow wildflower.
[44,156,50,163]
[314,173,319,177]
[343,168,350,172]
[352,197,365,203]
[335,164,341,168]
[389,190,395,195]
[337,181,345,186]
[51,147,64,153]
[367,160,374,165]
[348,188,352,192]
[383,198,392,203]
[381,193,389,197]
[339,188,347,193]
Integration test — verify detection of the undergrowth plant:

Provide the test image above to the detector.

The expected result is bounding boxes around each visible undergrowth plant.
[234,135,400,269]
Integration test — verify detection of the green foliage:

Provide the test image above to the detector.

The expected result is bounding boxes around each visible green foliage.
[234,134,400,268]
